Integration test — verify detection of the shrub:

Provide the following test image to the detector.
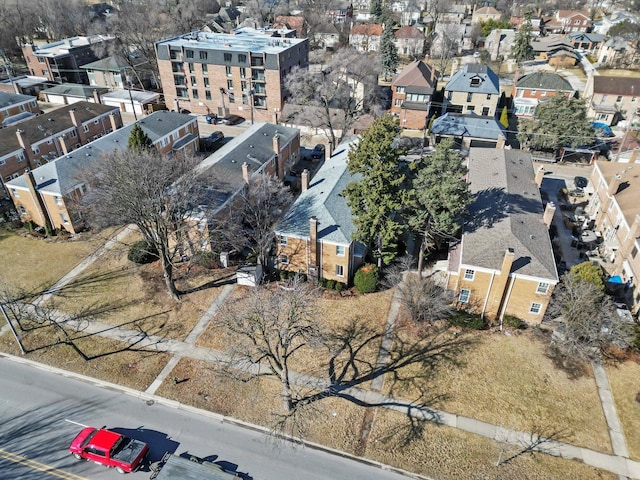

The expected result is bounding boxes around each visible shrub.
[280,270,290,281]
[503,315,526,330]
[449,311,485,330]
[354,263,379,294]
[192,251,219,269]
[127,240,158,264]
[334,281,344,292]
[326,279,336,290]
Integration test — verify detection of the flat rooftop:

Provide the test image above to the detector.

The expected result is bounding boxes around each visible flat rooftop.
[29,35,114,57]
[156,29,306,54]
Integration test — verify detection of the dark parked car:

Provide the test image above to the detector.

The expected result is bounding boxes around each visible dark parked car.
[311,144,325,159]
[574,176,588,189]
[219,114,244,125]
[207,131,224,143]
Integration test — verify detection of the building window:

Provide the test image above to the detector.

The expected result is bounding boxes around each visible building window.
[335,265,344,277]
[174,75,185,86]
[463,269,475,280]
[396,86,405,94]
[536,282,550,294]
[11,189,19,198]
[192,89,199,99]
[238,54,247,63]
[447,91,452,100]
[60,213,69,224]
[83,124,89,133]
[190,76,197,86]
[203,77,210,87]
[632,246,638,259]
[240,67,246,78]
[486,94,492,100]
[336,245,345,256]
[55,196,63,206]
[466,92,473,102]
[205,90,211,100]
[226,66,232,76]
[186,49,194,58]
[470,78,481,87]
[279,254,289,265]
[616,95,623,103]
[38,57,45,63]
[199,51,208,60]
[188,63,195,73]
[224,53,232,62]
[467,105,475,112]
[241,81,247,91]
[459,289,471,303]
[279,235,287,246]
[227,79,233,90]
[530,302,542,314]
[18,206,26,215]
[395,98,402,107]
[70,130,77,138]
[202,64,208,74]
[33,146,40,155]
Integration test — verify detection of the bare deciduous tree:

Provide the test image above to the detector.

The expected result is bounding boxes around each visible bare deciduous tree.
[284,48,383,147]
[78,149,208,300]
[497,423,572,466]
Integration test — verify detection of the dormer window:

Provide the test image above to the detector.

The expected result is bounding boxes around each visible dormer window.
[470,77,482,87]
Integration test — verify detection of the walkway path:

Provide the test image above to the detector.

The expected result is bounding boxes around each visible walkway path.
[3,227,638,478]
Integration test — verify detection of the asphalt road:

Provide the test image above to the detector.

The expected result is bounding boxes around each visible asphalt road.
[0,357,415,480]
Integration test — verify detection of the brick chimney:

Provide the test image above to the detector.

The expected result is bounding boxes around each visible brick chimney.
[92,89,102,104]
[108,113,119,132]
[309,216,318,268]
[242,162,250,183]
[301,169,309,191]
[499,248,515,277]
[58,135,69,155]
[24,169,53,234]
[69,108,79,127]
[535,165,545,186]
[15,129,34,166]
[542,202,556,228]
[272,133,281,155]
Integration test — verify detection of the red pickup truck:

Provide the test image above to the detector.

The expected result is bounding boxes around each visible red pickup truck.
[69,427,149,474]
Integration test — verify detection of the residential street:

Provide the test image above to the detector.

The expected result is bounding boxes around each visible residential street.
[0,358,416,480]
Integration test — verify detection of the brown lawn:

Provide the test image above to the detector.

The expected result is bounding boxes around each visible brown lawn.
[597,70,640,78]
[383,328,611,453]
[0,328,170,391]
[606,360,640,460]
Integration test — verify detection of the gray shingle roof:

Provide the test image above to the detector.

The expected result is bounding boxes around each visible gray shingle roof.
[275,137,360,245]
[41,83,109,98]
[0,91,36,109]
[445,64,500,95]
[431,113,506,140]
[515,72,574,92]
[461,148,558,280]
[0,102,119,158]
[6,111,196,195]
[196,122,299,211]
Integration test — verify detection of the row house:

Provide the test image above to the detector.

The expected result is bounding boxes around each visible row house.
[442,64,500,117]
[40,84,109,106]
[0,102,121,188]
[512,71,575,117]
[5,111,198,234]
[0,92,39,126]
[586,162,640,313]
[275,137,366,285]
[22,35,114,85]
[0,75,49,96]
[349,24,383,52]
[390,59,438,130]
[155,28,309,123]
[584,74,640,126]
[447,148,558,324]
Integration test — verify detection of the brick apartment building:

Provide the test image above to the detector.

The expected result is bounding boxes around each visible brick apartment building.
[6,111,198,234]
[155,28,309,122]
[0,102,122,188]
[0,92,40,125]
[390,60,438,130]
[22,35,115,84]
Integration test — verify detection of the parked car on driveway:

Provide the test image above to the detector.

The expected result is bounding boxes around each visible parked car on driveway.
[218,114,244,125]
[207,131,224,143]
[311,144,325,159]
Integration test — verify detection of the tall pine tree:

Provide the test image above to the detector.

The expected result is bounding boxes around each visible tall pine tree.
[344,116,408,267]
[512,12,534,63]
[380,22,399,80]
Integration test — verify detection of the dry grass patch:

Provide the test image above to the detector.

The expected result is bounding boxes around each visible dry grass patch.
[384,329,610,453]
[0,328,170,391]
[366,409,616,480]
[606,360,640,460]
[46,230,230,341]
[597,70,640,78]
[0,226,121,290]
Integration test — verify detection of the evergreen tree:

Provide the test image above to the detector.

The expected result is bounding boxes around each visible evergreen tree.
[344,116,408,267]
[500,105,509,128]
[407,137,470,275]
[370,0,383,20]
[517,94,595,154]
[511,12,534,63]
[127,123,153,151]
[426,114,436,135]
[380,21,399,80]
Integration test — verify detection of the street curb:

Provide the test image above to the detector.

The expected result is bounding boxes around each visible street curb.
[0,352,432,480]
